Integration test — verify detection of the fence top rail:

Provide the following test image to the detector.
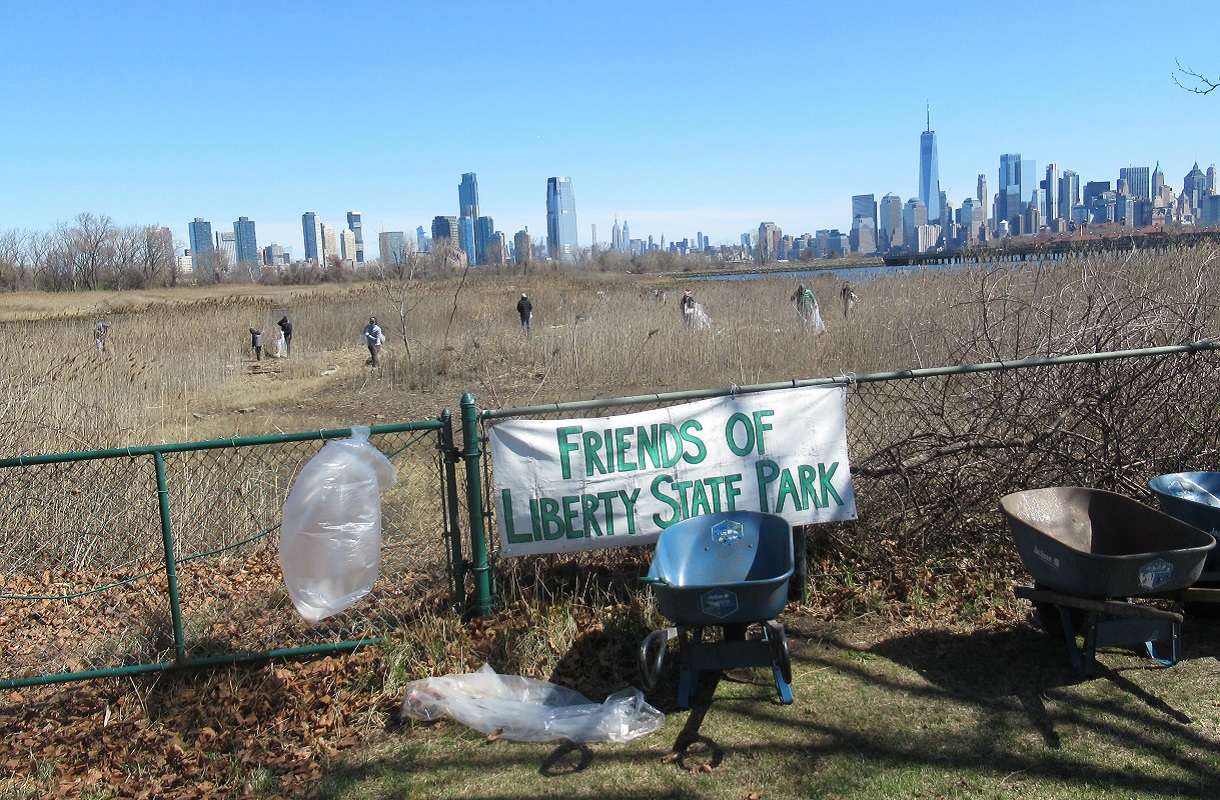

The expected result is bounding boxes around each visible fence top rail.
[0,416,449,469]
[478,341,1218,422]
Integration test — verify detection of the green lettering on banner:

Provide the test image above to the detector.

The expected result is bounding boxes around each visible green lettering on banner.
[619,488,640,535]
[725,413,754,456]
[538,497,565,540]
[755,458,779,512]
[501,490,532,544]
[615,427,636,472]
[596,491,618,536]
[583,430,606,476]
[651,474,682,527]
[799,464,822,509]
[679,419,706,464]
[752,410,774,454]
[563,495,583,539]
[637,424,661,470]
[660,424,683,468]
[820,462,843,507]
[557,426,582,480]
[774,467,801,512]
[529,497,542,541]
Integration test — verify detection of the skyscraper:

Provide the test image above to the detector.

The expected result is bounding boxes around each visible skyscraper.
[879,193,903,253]
[320,223,338,265]
[1044,165,1059,222]
[1152,163,1166,200]
[458,173,482,265]
[545,177,578,261]
[998,155,1034,233]
[301,212,321,263]
[188,217,214,274]
[976,174,989,233]
[851,194,878,255]
[233,217,258,267]
[378,231,406,266]
[902,198,927,251]
[215,231,236,267]
[475,217,495,265]
[416,226,429,253]
[919,106,940,224]
[340,228,357,263]
[1118,167,1150,200]
[432,216,459,244]
[346,212,364,263]
[1184,163,1207,210]
[611,218,623,253]
[1059,170,1080,222]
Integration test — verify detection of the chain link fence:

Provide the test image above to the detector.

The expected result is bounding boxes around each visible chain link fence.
[474,344,1220,609]
[0,420,458,689]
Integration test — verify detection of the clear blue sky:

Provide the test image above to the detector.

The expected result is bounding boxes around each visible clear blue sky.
[2,2,1216,259]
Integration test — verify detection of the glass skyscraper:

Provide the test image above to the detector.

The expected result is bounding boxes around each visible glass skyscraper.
[188,217,214,274]
[233,217,258,267]
[918,110,940,224]
[546,177,578,261]
[346,211,364,263]
[459,173,484,265]
[301,212,321,263]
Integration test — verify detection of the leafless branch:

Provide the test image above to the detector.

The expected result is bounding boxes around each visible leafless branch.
[1173,59,1219,95]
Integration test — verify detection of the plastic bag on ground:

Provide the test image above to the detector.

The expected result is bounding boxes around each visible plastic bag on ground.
[401,663,664,744]
[279,425,397,623]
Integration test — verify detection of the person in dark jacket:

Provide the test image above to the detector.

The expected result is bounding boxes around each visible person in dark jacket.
[516,292,533,335]
[277,316,293,355]
[249,327,263,361]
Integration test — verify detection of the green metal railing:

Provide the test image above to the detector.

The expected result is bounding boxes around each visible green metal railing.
[0,418,461,689]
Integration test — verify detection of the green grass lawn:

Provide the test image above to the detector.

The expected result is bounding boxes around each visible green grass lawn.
[311,613,1220,799]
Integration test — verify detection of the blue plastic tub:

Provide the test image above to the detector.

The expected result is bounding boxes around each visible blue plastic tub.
[645,511,793,626]
[1148,472,1220,570]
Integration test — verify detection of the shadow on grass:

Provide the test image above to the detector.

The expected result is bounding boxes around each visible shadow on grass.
[312,613,1220,799]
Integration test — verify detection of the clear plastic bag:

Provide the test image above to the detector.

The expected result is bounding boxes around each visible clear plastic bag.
[279,426,397,623]
[401,664,664,743]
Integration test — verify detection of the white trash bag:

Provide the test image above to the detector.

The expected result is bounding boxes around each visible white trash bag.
[279,425,397,623]
[402,663,664,744]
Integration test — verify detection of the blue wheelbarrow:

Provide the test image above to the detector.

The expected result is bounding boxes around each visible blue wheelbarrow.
[1001,487,1215,676]
[1148,472,1220,581]
[637,511,794,708]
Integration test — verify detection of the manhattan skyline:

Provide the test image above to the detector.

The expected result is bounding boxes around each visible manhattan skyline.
[1,2,1218,261]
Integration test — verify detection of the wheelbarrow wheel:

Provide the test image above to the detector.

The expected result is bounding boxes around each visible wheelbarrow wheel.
[638,629,670,690]
[765,620,792,684]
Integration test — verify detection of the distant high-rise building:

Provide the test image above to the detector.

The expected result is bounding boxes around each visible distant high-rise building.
[346,212,364,263]
[459,173,480,219]
[432,215,459,249]
[997,154,1036,233]
[188,217,214,274]
[1119,167,1150,200]
[233,217,258,268]
[757,222,780,263]
[622,220,630,247]
[1058,170,1079,222]
[458,173,484,264]
[850,216,876,255]
[301,212,321,263]
[340,228,357,263]
[1044,165,1060,222]
[1207,165,1218,194]
[475,217,495,265]
[879,193,903,253]
[378,231,406,266]
[611,218,624,253]
[975,174,989,233]
[262,242,288,268]
[1184,163,1208,210]
[319,223,338,265]
[1084,181,1111,211]
[918,107,940,224]
[416,226,430,253]
[545,177,578,260]
[851,194,878,239]
[215,231,236,267]
[1152,162,1166,200]
[902,198,927,251]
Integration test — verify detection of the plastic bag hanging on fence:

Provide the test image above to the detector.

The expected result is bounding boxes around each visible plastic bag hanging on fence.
[401,663,664,744]
[279,425,397,623]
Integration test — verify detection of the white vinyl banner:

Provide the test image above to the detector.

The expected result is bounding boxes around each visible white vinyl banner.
[489,386,856,557]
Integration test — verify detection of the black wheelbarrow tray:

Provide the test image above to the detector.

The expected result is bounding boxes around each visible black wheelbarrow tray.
[1000,486,1216,676]
[637,510,794,708]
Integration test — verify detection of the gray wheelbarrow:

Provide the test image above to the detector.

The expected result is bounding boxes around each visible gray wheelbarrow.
[638,511,794,708]
[1000,486,1215,676]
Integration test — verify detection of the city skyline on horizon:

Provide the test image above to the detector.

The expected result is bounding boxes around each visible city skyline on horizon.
[2,3,1217,261]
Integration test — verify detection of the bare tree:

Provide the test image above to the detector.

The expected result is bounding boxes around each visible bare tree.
[373,242,430,364]
[1174,59,1219,94]
[66,213,117,290]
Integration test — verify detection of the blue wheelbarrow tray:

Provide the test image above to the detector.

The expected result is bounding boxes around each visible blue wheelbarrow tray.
[1148,471,1220,572]
[640,511,795,707]
[1000,486,1215,599]
[645,510,794,625]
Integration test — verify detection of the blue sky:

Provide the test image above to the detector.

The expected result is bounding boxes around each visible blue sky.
[2,2,1217,259]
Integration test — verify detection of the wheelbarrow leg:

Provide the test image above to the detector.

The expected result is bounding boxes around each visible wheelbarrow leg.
[764,620,793,704]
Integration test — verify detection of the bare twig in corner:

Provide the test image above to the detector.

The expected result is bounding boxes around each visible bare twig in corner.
[1173,59,1220,95]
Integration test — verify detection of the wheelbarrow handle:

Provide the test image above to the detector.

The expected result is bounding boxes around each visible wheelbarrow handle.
[638,576,669,586]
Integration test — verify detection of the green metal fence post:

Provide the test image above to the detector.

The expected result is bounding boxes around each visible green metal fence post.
[153,452,188,665]
[460,393,493,617]
[439,409,467,608]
